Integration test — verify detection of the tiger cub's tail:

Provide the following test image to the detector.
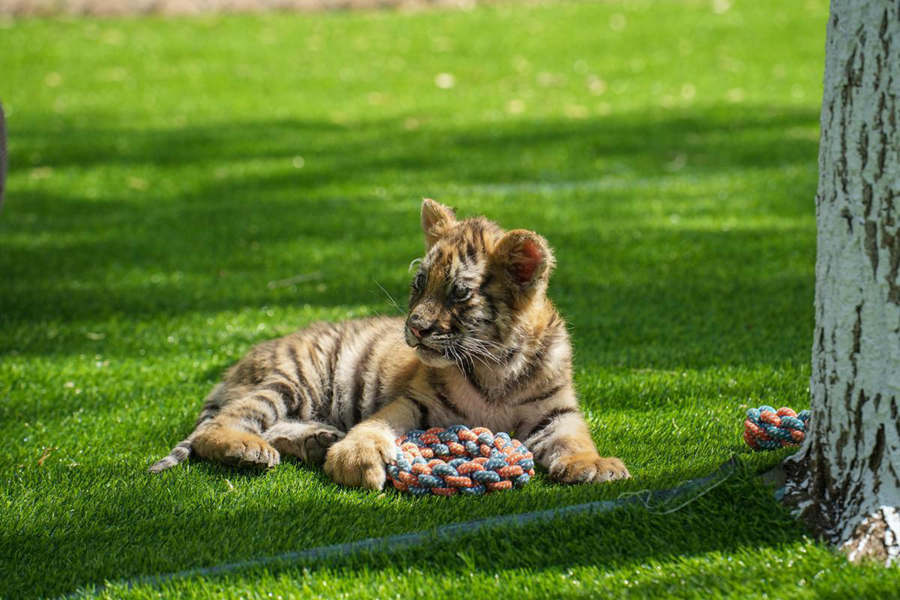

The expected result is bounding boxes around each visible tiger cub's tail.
[148,436,194,473]
[148,383,225,473]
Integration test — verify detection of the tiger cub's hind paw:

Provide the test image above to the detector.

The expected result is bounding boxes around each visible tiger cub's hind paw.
[193,425,280,469]
[263,421,345,466]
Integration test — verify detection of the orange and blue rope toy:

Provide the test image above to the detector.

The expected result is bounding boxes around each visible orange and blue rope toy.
[387,425,535,496]
[743,405,810,450]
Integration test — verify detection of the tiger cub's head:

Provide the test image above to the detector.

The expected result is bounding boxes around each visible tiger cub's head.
[405,199,556,368]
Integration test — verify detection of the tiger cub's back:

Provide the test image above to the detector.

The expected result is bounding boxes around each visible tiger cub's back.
[220,316,417,431]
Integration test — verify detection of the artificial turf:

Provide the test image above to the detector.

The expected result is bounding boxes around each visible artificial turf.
[3,0,898,597]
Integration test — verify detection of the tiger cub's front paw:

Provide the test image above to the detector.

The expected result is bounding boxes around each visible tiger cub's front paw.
[549,452,630,484]
[323,426,396,490]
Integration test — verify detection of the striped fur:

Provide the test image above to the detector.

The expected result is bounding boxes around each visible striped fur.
[150,199,629,488]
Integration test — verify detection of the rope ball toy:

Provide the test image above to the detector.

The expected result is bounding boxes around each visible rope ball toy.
[386,425,535,496]
[743,405,810,450]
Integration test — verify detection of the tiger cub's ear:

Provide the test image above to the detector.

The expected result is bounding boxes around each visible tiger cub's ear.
[493,229,556,291]
[421,198,457,247]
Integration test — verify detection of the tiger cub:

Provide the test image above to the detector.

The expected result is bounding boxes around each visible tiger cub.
[150,199,630,489]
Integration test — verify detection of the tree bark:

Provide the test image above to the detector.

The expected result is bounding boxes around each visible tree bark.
[783,0,900,565]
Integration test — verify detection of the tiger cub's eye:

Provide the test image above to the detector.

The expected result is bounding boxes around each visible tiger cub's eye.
[450,284,472,303]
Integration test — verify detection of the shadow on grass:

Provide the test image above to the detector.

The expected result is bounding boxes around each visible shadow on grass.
[249,472,806,586]
[11,105,815,177]
[1,105,817,368]
[2,465,807,599]
[1,224,813,367]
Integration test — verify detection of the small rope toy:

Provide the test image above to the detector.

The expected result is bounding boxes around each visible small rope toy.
[743,405,810,450]
[386,425,535,496]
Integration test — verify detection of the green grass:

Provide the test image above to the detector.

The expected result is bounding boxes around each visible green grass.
[3,0,898,597]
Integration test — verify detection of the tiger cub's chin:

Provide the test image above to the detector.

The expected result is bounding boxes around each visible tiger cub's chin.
[150,198,630,489]
[412,345,455,368]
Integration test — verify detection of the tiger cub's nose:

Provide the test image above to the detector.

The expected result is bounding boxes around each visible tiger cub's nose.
[406,313,435,341]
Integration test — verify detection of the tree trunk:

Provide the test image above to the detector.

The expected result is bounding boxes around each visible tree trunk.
[783,0,900,565]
